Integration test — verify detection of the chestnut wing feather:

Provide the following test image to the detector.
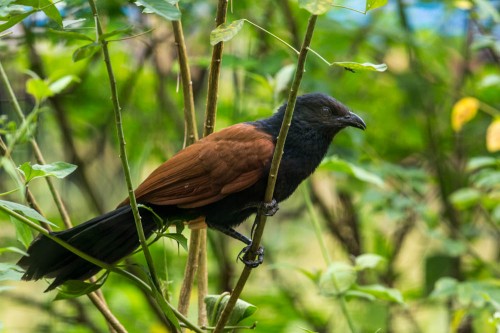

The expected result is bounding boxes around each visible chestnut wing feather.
[124,124,274,209]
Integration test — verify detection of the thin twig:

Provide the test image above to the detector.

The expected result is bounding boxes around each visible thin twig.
[86,0,161,293]
[212,14,319,333]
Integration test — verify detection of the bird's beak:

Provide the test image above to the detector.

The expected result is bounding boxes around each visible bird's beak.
[340,112,366,130]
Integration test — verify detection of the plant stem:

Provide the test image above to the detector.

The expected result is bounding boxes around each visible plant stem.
[212,14,318,333]
[86,0,161,294]
[171,6,206,321]
[88,292,127,333]
[203,0,228,138]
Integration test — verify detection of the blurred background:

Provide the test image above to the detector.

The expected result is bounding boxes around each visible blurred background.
[0,0,499,332]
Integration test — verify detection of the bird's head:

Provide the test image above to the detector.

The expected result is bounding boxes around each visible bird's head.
[292,93,366,133]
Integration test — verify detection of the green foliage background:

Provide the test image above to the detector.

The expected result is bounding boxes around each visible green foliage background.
[0,0,499,332]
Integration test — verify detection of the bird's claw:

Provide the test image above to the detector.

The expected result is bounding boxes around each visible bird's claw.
[237,244,265,268]
[260,199,279,216]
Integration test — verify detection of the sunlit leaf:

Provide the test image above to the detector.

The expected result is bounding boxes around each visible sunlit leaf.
[62,19,86,28]
[49,75,80,95]
[451,97,480,132]
[366,0,388,12]
[0,263,23,282]
[14,0,62,26]
[0,246,28,256]
[486,119,500,152]
[210,19,244,46]
[298,0,332,15]
[274,64,296,96]
[454,0,473,10]
[26,77,53,102]
[0,10,35,33]
[72,42,100,62]
[134,0,180,21]
[466,156,498,172]
[18,161,77,183]
[431,277,459,299]
[320,157,385,187]
[332,62,388,72]
[351,284,404,304]
[319,262,356,296]
[355,253,386,270]
[55,279,104,300]
[205,294,257,326]
[450,188,481,209]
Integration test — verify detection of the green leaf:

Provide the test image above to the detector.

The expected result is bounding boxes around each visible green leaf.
[205,294,257,326]
[134,0,181,21]
[99,26,133,41]
[466,156,498,172]
[26,77,53,102]
[430,277,458,299]
[18,161,77,183]
[332,62,388,72]
[0,263,23,281]
[274,64,296,96]
[54,279,104,300]
[10,216,33,249]
[72,42,100,62]
[319,262,356,296]
[298,0,332,15]
[365,0,388,12]
[0,199,54,226]
[299,328,319,333]
[0,246,28,256]
[319,157,385,187]
[14,0,62,26]
[48,29,93,41]
[355,253,386,270]
[351,284,404,304]
[62,19,86,29]
[162,233,188,251]
[450,188,481,209]
[210,19,244,46]
[48,75,80,94]
[0,10,35,33]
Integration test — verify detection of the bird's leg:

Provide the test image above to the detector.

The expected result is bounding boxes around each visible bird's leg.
[258,198,279,216]
[208,223,265,268]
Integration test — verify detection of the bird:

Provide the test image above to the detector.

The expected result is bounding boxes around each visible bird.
[17,92,366,291]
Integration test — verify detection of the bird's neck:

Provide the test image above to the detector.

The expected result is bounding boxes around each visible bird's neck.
[252,110,337,175]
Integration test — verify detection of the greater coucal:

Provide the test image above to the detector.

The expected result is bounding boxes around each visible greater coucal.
[18,93,366,291]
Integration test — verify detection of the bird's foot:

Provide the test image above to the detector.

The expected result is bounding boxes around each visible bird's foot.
[259,199,279,216]
[237,244,265,268]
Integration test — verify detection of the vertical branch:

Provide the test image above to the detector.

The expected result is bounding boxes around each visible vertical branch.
[203,0,229,137]
[86,0,162,300]
[212,14,318,333]
[170,5,207,321]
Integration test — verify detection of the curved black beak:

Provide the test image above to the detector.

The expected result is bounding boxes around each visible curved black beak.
[340,112,366,130]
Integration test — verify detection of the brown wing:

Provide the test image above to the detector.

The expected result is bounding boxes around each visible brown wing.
[120,124,274,209]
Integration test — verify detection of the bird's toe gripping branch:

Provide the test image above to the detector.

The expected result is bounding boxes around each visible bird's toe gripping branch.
[260,198,279,216]
[238,244,265,268]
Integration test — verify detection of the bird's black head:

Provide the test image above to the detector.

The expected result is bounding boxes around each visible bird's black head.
[292,93,366,132]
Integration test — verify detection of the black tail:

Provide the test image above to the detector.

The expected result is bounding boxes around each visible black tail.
[17,206,158,291]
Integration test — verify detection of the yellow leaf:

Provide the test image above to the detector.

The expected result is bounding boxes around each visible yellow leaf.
[486,119,500,152]
[451,97,480,132]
